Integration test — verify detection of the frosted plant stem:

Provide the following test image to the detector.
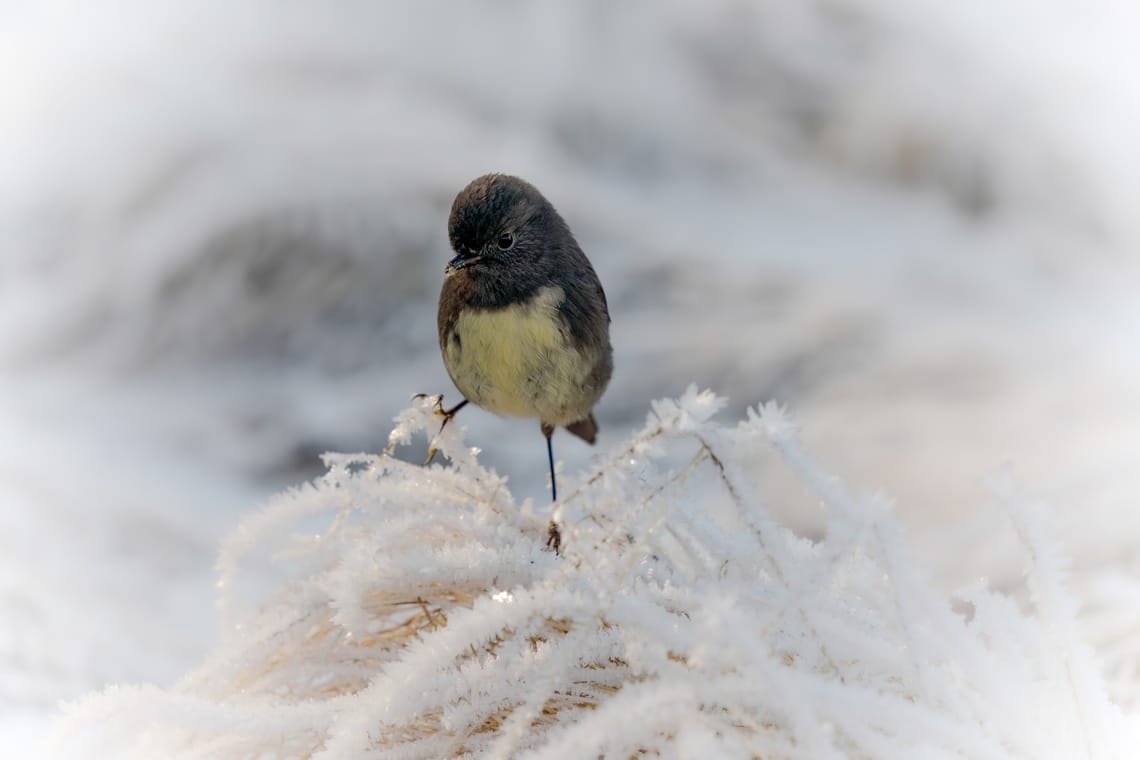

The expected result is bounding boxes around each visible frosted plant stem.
[696,432,843,679]
[695,433,785,578]
[557,422,668,510]
[996,480,1098,760]
[484,627,589,760]
[867,515,932,702]
[589,447,707,575]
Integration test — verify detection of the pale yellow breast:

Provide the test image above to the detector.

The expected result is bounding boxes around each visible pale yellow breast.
[443,286,594,424]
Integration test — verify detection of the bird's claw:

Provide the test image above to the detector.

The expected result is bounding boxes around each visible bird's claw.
[411,392,446,415]
[546,521,562,555]
[413,395,469,465]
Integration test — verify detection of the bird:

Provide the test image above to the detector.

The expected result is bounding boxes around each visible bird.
[434,174,613,549]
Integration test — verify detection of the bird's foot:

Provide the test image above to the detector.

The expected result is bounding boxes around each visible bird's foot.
[414,395,469,464]
[545,520,562,555]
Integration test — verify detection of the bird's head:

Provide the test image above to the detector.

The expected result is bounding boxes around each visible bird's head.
[446,174,572,285]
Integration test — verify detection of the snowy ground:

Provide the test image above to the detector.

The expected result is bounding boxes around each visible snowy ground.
[4,0,1140,752]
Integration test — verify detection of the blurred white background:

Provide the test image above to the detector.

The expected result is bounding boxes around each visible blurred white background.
[3,0,1140,748]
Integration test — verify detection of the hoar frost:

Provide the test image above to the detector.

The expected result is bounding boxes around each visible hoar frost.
[54,388,1138,758]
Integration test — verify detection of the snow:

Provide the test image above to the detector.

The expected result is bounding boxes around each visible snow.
[3,0,1140,755]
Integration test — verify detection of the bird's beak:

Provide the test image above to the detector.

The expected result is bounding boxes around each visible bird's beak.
[446,253,481,274]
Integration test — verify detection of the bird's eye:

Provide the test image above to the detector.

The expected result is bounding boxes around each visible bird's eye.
[496,232,515,251]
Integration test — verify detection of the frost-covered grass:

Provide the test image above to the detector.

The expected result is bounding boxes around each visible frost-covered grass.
[53,391,1139,758]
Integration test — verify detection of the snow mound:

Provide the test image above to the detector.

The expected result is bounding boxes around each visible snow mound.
[54,390,1137,758]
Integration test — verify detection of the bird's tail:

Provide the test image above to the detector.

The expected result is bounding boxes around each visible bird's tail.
[564,413,598,444]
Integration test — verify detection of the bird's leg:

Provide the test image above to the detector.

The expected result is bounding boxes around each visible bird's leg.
[542,422,558,502]
[542,422,562,554]
[419,396,469,465]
